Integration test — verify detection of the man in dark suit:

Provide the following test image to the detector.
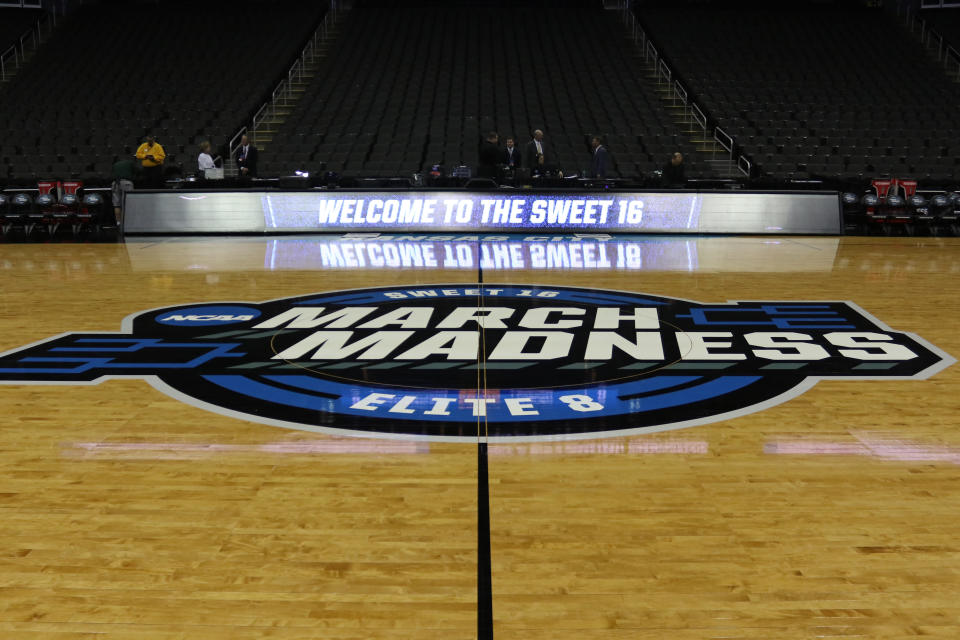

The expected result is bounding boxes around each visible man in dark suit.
[662,151,686,187]
[236,134,258,177]
[478,131,502,180]
[502,137,521,170]
[590,136,610,179]
[525,129,546,175]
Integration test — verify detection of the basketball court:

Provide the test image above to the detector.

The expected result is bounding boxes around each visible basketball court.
[0,233,958,639]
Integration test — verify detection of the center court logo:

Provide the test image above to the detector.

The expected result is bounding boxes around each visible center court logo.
[0,285,953,441]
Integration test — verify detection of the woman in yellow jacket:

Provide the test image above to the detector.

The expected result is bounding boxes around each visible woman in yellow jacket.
[135,134,166,188]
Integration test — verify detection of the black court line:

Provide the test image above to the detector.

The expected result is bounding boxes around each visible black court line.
[476,241,494,640]
[478,441,493,639]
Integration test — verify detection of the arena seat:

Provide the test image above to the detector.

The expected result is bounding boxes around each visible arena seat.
[636,4,960,182]
[264,5,708,179]
[0,1,327,184]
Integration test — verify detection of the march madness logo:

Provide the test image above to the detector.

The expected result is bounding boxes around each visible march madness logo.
[0,285,952,441]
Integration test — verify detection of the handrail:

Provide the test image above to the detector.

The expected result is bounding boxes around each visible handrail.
[672,80,688,120]
[714,127,734,154]
[673,81,688,105]
[929,30,944,60]
[0,44,17,82]
[691,102,707,130]
[227,1,343,173]
[626,6,752,179]
[657,58,671,84]
[19,30,37,55]
[946,45,960,81]
[645,40,657,65]
[225,127,247,176]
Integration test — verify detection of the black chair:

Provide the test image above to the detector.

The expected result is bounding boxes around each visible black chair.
[78,192,106,235]
[941,193,960,237]
[880,194,910,236]
[917,193,950,236]
[48,193,80,236]
[3,193,33,238]
[840,191,865,234]
[0,193,8,234]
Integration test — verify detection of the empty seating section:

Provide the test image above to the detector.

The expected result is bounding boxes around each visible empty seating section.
[265,7,702,178]
[638,7,960,181]
[0,1,325,182]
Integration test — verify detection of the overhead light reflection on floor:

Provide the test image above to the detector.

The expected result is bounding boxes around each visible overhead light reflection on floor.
[64,440,430,459]
[64,437,709,459]
[764,431,960,465]
[489,439,708,456]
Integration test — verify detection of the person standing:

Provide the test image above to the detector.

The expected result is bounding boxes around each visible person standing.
[590,136,610,179]
[502,137,521,170]
[478,131,501,180]
[236,134,258,177]
[663,151,686,187]
[525,129,546,175]
[135,134,166,188]
[198,141,216,174]
[111,157,136,225]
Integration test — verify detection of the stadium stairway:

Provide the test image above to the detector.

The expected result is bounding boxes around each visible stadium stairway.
[260,5,717,181]
[635,40,741,178]
[899,9,960,86]
[245,9,350,157]
[0,9,57,88]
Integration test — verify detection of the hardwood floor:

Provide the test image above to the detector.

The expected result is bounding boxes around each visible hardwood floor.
[0,235,956,638]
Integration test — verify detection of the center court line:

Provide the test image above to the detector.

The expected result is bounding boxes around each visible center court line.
[476,239,494,640]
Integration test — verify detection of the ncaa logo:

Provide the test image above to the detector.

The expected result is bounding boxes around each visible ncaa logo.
[155,305,262,326]
[0,285,952,441]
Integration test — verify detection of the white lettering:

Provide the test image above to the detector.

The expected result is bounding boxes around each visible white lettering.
[358,307,434,329]
[463,398,496,416]
[676,332,746,360]
[425,397,456,416]
[504,398,539,416]
[388,395,418,414]
[517,307,585,329]
[436,307,515,329]
[584,331,665,360]
[253,307,377,329]
[395,331,478,360]
[593,307,660,329]
[272,330,412,360]
[350,393,394,411]
[825,332,918,360]
[488,331,573,360]
[745,332,830,360]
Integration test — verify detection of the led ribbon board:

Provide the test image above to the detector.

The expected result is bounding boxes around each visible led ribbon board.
[263,192,700,231]
[0,285,951,442]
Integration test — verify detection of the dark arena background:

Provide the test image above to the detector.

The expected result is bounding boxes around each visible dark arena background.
[1,0,960,638]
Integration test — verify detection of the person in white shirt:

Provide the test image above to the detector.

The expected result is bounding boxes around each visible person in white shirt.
[198,141,216,173]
